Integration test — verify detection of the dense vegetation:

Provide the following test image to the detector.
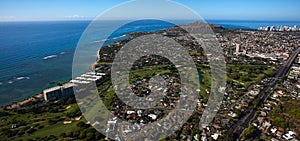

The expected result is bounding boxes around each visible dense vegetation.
[0,97,106,141]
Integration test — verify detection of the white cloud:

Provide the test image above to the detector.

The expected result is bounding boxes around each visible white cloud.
[0,16,16,21]
[64,14,94,19]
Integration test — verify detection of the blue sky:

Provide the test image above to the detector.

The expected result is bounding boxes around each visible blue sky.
[0,0,299,21]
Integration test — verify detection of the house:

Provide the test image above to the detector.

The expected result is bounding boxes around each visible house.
[228,111,237,118]
[257,117,265,125]
[262,121,272,130]
[137,110,143,117]
[148,114,157,120]
[261,111,267,117]
[194,134,200,141]
[271,127,277,134]
[211,133,219,140]
[283,131,296,140]
[126,111,135,115]
[276,127,284,137]
[252,120,260,127]
[201,135,208,141]
[126,114,137,119]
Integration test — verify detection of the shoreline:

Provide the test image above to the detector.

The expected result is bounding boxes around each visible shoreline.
[2,21,300,110]
[1,93,43,110]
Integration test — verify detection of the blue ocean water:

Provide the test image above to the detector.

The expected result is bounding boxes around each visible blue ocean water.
[0,20,190,106]
[0,19,299,106]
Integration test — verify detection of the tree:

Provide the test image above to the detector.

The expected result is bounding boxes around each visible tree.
[241,125,260,140]
[86,133,95,140]
[60,133,66,138]
[273,117,289,128]
[76,121,87,128]
[78,131,86,139]
[26,128,37,134]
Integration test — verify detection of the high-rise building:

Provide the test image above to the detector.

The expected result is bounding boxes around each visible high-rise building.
[235,43,240,55]
[43,83,76,101]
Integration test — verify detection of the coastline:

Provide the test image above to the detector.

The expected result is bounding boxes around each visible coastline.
[2,20,300,109]
[1,93,43,110]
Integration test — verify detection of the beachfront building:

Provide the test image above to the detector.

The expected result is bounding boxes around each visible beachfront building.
[61,83,75,98]
[70,71,104,84]
[43,71,106,101]
[43,83,76,101]
[43,86,62,101]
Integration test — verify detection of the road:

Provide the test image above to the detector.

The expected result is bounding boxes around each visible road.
[225,48,300,139]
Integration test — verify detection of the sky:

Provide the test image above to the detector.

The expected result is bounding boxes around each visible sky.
[0,0,299,21]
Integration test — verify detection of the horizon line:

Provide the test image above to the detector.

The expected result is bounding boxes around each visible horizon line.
[1,19,300,22]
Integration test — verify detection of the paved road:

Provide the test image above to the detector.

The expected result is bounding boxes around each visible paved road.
[225,48,300,139]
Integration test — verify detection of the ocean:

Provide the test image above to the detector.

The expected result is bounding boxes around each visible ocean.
[0,20,299,106]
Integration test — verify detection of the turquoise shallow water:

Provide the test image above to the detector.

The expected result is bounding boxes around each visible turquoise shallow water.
[0,19,299,106]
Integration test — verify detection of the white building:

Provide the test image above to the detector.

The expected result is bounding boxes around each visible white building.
[43,83,76,101]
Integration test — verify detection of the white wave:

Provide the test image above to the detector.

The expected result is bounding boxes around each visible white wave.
[43,55,57,60]
[6,76,30,85]
[94,39,109,43]
[93,35,127,44]
[16,77,25,80]
[60,52,65,55]
[16,77,30,80]
[112,35,127,40]
[102,39,109,42]
[93,41,101,43]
